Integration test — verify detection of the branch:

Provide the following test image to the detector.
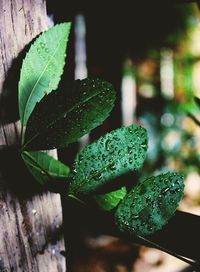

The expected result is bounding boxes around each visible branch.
[63,198,200,270]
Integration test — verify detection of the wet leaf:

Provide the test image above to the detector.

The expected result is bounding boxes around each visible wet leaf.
[23,78,115,150]
[115,172,184,236]
[69,125,148,195]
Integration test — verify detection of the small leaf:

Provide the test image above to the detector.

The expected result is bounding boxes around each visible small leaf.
[22,151,70,185]
[19,22,71,133]
[94,187,127,211]
[23,78,116,150]
[115,172,184,237]
[69,125,148,195]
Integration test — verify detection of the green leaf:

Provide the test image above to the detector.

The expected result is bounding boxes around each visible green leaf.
[94,187,127,211]
[23,78,116,150]
[22,151,70,185]
[69,125,148,195]
[115,172,184,237]
[19,22,71,133]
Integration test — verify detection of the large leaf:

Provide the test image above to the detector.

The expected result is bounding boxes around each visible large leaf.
[19,22,71,133]
[22,151,70,185]
[94,187,127,211]
[23,78,116,150]
[69,125,148,195]
[115,172,184,237]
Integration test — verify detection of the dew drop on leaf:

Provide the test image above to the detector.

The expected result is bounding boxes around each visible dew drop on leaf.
[107,162,116,172]
[115,172,184,236]
[127,146,133,154]
[129,158,133,164]
[94,173,102,181]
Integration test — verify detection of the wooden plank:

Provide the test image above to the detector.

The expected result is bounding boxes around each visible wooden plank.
[0,0,66,271]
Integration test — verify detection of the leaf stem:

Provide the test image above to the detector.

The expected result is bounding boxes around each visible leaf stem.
[67,194,87,206]
[136,235,200,268]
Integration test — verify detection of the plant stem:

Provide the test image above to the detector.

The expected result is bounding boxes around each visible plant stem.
[136,235,200,269]
[63,199,200,266]
[67,194,87,206]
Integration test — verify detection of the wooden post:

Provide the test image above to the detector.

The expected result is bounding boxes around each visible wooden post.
[0,1,66,271]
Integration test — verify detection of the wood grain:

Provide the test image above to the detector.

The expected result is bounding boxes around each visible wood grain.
[0,1,66,271]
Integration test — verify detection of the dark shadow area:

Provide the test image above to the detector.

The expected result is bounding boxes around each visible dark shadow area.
[0,146,45,198]
[87,171,138,196]
[148,211,200,262]
[62,196,200,267]
[47,1,193,131]
[0,43,31,123]
[62,197,138,272]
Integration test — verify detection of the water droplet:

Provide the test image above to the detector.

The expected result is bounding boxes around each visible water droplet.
[105,139,111,151]
[124,221,129,226]
[32,209,37,215]
[94,173,102,181]
[146,195,152,202]
[128,127,133,133]
[118,150,122,156]
[73,168,77,174]
[129,158,133,164]
[127,146,133,154]
[147,226,153,232]
[40,41,45,48]
[37,48,41,55]
[108,163,116,171]
[161,187,170,195]
[78,155,83,163]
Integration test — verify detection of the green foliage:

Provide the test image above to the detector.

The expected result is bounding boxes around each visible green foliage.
[22,78,115,150]
[16,22,185,240]
[94,187,127,211]
[115,172,184,236]
[19,23,71,134]
[69,125,148,195]
[22,151,70,185]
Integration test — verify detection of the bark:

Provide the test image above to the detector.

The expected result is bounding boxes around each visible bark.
[0,1,65,271]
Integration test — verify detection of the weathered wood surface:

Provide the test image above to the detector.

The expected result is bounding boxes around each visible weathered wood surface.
[0,1,66,271]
